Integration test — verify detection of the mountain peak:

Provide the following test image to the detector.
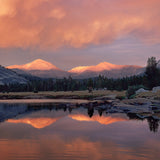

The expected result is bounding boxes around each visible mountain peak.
[69,61,125,73]
[7,59,60,71]
[32,59,47,63]
[96,62,124,70]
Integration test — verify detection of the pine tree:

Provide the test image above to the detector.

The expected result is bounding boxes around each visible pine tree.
[145,57,160,89]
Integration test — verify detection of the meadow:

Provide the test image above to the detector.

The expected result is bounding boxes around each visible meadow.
[0,90,126,99]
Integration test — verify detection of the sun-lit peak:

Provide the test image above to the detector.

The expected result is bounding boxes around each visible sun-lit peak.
[96,62,124,70]
[32,59,46,63]
[7,59,60,71]
[68,61,125,73]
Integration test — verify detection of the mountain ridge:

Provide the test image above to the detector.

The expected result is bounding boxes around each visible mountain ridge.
[6,59,144,79]
[69,61,142,74]
[0,65,28,85]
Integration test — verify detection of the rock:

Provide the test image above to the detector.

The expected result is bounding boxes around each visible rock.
[136,114,145,119]
[122,109,130,113]
[127,112,138,119]
[151,100,160,105]
[154,110,160,113]
[136,88,148,94]
[127,113,147,120]
[111,99,120,106]
[97,105,108,110]
[151,106,158,110]
[107,109,123,113]
[151,115,160,120]
[152,86,160,93]
[104,100,115,104]
[113,103,131,108]
[121,98,151,106]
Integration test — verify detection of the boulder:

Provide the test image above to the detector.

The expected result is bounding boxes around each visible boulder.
[136,88,148,94]
[97,105,108,110]
[121,98,151,106]
[152,86,160,93]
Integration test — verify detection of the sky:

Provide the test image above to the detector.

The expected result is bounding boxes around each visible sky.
[0,0,160,70]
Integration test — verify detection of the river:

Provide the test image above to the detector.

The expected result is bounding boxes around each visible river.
[0,100,160,160]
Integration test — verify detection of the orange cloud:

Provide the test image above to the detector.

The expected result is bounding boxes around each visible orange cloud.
[0,0,160,49]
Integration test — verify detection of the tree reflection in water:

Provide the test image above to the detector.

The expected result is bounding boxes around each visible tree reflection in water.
[88,107,94,118]
[98,109,103,117]
[68,107,72,113]
[147,117,160,133]
[127,113,160,133]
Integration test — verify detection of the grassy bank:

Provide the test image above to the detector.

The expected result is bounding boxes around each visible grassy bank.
[135,90,160,100]
[0,90,126,100]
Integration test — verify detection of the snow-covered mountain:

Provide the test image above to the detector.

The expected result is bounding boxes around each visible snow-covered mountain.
[69,62,144,78]
[69,62,125,73]
[8,59,60,71]
[7,59,145,79]
[7,59,69,78]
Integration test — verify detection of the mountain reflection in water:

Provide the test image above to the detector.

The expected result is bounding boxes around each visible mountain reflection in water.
[0,102,160,160]
[7,118,60,129]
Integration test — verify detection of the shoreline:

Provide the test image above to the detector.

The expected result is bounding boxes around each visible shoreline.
[0,90,125,100]
[0,95,160,121]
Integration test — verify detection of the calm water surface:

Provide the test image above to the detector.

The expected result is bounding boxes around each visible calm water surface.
[0,101,160,160]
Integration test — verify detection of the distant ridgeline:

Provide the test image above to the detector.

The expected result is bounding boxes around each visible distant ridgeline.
[7,59,144,79]
[0,65,28,86]
[0,57,160,92]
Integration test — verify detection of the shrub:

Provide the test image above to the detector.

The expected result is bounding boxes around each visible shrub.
[126,85,146,99]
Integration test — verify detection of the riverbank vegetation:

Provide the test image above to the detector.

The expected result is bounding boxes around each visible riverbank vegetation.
[0,90,126,100]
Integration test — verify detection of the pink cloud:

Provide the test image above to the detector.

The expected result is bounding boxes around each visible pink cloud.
[0,0,160,49]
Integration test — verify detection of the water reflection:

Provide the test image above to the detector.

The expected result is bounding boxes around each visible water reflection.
[3,104,128,128]
[69,114,126,125]
[147,117,159,133]
[98,109,103,116]
[127,112,160,133]
[88,106,94,118]
[0,103,160,132]
[7,118,60,129]
[0,102,160,160]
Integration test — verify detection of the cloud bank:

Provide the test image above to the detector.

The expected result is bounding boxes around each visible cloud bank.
[0,0,160,49]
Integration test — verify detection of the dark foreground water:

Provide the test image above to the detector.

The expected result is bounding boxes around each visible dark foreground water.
[0,101,160,160]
